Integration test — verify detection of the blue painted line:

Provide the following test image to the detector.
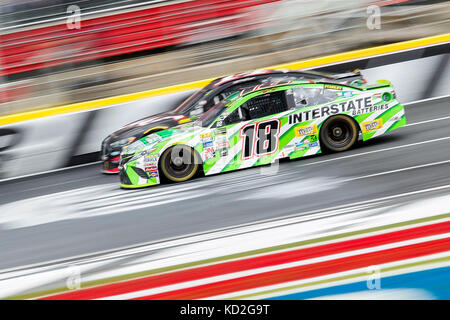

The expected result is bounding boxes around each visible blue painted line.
[265,265,450,300]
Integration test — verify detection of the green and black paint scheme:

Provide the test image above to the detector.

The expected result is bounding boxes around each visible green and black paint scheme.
[119,78,405,188]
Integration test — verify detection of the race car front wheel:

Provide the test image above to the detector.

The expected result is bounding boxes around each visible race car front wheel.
[160,145,200,182]
[319,115,358,152]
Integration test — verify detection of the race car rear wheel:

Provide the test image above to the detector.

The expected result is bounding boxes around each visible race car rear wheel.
[160,145,200,182]
[319,115,358,152]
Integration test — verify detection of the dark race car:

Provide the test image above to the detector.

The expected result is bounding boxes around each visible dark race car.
[101,69,365,173]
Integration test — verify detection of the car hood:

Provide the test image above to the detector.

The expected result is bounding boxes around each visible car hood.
[121,123,201,158]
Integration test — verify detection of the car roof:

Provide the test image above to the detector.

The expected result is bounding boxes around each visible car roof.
[227,76,366,105]
[226,79,309,103]
[210,69,337,88]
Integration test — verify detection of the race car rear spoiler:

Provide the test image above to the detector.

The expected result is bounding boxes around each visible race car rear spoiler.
[304,69,365,85]
[331,70,366,86]
[331,70,363,80]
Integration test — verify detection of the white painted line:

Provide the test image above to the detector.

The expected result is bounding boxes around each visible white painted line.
[2,0,168,32]
[0,161,102,184]
[342,159,450,182]
[403,93,450,106]
[296,136,450,168]
[97,233,450,300]
[404,115,450,127]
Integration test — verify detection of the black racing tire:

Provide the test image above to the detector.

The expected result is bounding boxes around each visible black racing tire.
[319,115,358,152]
[159,145,200,182]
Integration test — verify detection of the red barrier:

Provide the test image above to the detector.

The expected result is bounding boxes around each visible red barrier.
[0,0,278,76]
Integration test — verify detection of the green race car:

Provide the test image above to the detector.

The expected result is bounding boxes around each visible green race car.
[119,79,406,188]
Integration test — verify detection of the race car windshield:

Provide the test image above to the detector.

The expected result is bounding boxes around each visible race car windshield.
[173,76,231,115]
[173,89,209,115]
[197,100,228,127]
[174,81,228,116]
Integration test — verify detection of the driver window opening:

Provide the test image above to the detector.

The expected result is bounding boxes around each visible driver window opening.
[241,90,288,121]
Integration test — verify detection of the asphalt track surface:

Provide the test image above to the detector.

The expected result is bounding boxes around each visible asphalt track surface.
[0,97,449,270]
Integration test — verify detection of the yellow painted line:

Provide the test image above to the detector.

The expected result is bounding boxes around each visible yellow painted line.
[1,33,449,126]
[269,33,450,70]
[0,79,213,126]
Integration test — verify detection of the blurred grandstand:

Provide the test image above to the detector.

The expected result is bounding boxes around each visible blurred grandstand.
[0,0,449,114]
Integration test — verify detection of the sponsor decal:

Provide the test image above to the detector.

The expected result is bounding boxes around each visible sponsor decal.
[324,84,343,90]
[144,155,158,163]
[214,128,227,136]
[203,146,216,160]
[203,152,215,160]
[215,135,227,142]
[201,137,213,145]
[203,141,214,148]
[307,135,318,143]
[342,91,354,98]
[148,171,159,178]
[200,132,212,139]
[295,142,306,150]
[362,119,383,133]
[288,97,390,125]
[308,141,319,148]
[215,141,230,149]
[295,125,318,137]
[145,165,158,171]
